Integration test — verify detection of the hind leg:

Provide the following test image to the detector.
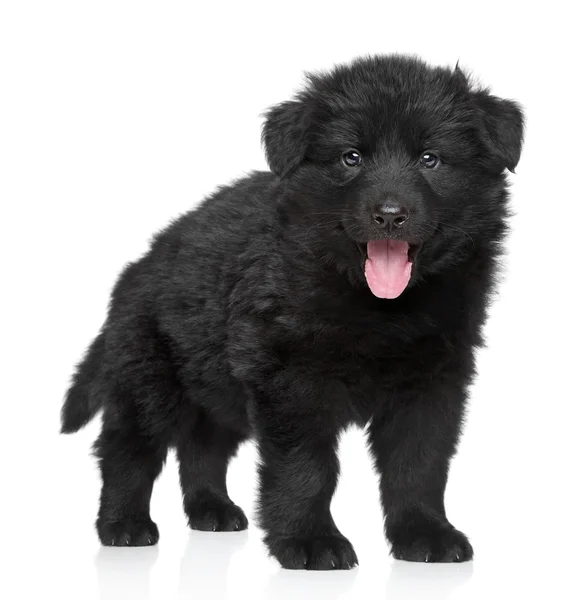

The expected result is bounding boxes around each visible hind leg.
[95,425,168,546]
[177,409,247,532]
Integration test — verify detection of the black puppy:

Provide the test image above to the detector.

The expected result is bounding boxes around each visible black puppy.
[62,55,523,569]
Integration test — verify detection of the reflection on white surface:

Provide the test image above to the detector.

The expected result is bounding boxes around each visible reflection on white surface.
[95,530,249,600]
[178,531,249,598]
[95,545,159,600]
[93,531,474,600]
[263,567,358,600]
[386,560,474,599]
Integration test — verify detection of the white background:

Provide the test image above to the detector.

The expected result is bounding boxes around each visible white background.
[1,1,580,599]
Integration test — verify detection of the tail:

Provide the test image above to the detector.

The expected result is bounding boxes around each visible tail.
[61,331,106,433]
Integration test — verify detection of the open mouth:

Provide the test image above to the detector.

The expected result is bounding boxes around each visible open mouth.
[357,240,422,299]
[356,241,421,263]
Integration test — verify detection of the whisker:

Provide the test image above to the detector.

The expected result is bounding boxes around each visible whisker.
[432,223,475,247]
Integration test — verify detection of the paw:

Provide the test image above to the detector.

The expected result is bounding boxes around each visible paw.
[186,493,248,532]
[97,517,159,546]
[389,518,473,563]
[267,534,358,570]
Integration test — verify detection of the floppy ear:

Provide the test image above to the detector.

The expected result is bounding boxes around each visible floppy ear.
[472,90,524,173]
[262,99,311,178]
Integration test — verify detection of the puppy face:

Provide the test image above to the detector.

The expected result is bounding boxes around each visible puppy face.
[262,56,524,299]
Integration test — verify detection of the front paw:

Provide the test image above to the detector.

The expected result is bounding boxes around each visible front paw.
[389,514,473,563]
[266,533,358,570]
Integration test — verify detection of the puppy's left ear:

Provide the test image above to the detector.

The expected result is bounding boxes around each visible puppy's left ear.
[262,99,311,178]
[472,90,524,173]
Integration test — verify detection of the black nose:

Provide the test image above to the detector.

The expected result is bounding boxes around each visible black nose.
[371,205,410,231]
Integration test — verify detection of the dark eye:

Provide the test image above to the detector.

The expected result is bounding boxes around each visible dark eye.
[342,149,363,167]
[420,152,440,169]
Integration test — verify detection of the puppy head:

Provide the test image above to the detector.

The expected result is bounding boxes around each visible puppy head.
[262,55,524,299]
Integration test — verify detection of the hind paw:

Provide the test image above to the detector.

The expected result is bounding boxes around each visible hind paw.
[186,491,248,532]
[97,517,159,546]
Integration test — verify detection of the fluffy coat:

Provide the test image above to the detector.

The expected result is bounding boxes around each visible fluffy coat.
[62,55,524,569]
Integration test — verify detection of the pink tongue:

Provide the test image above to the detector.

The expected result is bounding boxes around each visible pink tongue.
[365,240,412,299]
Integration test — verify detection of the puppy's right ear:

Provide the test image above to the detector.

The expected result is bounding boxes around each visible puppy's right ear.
[262,99,311,178]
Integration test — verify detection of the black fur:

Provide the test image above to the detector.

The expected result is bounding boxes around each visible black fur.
[61,55,523,568]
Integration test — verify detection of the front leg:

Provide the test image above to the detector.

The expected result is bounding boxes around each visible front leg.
[251,386,358,570]
[368,379,473,563]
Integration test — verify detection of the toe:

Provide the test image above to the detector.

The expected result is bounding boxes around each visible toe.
[97,518,159,547]
[307,537,358,570]
[269,534,358,571]
[187,496,248,532]
[391,524,473,563]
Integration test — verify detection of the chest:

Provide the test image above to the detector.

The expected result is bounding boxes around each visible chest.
[264,312,462,425]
